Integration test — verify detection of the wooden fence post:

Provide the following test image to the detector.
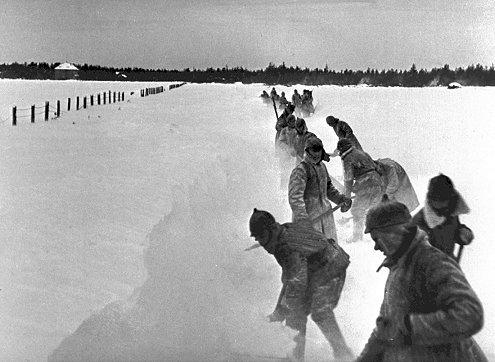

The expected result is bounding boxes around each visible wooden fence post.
[76,96,80,110]
[122,92,125,101]
[45,101,49,121]
[57,100,60,117]
[12,106,16,126]
[108,91,112,103]
[113,92,116,103]
[31,105,35,123]
[83,97,87,109]
[90,95,94,106]
[68,98,71,111]
[103,92,106,104]
[98,93,101,105]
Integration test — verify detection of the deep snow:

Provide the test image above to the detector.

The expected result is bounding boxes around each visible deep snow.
[0,80,494,361]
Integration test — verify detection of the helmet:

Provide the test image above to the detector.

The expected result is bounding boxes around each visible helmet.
[249,208,275,237]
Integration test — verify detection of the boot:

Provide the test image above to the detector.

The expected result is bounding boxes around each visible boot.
[267,305,289,322]
[315,313,354,361]
[288,325,306,362]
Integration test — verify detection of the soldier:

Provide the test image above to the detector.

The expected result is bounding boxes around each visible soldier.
[337,138,382,242]
[248,209,354,362]
[411,174,474,260]
[289,137,352,241]
[356,195,487,362]
[278,115,298,159]
[292,89,302,117]
[374,158,419,213]
[279,91,289,109]
[326,116,363,156]
[293,118,316,164]
[275,104,295,143]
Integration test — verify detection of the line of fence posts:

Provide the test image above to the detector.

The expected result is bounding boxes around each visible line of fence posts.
[11,90,127,126]
[11,84,181,125]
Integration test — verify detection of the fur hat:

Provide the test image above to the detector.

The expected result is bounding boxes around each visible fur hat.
[365,195,411,233]
[249,208,275,237]
[427,174,456,202]
[326,116,339,127]
[305,136,330,162]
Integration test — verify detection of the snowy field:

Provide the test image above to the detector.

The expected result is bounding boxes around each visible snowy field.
[0,80,494,361]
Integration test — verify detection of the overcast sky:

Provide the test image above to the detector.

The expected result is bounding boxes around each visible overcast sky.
[1,0,494,71]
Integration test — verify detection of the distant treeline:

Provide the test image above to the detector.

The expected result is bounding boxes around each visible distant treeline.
[1,61,495,87]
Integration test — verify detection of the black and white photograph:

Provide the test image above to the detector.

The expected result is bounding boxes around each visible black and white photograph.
[0,1,494,361]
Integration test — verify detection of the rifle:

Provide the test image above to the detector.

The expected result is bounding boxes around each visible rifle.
[271,96,279,120]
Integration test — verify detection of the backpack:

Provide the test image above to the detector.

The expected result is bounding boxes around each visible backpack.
[282,223,350,278]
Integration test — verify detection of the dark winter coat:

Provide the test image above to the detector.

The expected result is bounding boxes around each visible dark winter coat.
[272,223,349,331]
[357,228,486,362]
[375,158,419,213]
[333,120,363,151]
[289,159,346,241]
[411,194,472,258]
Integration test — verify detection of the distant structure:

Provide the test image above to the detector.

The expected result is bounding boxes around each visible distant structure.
[54,63,79,80]
[448,81,463,89]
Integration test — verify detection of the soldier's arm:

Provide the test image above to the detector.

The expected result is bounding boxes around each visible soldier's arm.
[340,122,354,137]
[326,170,346,205]
[385,167,399,196]
[342,161,354,198]
[408,251,484,345]
[289,166,310,221]
[355,330,386,362]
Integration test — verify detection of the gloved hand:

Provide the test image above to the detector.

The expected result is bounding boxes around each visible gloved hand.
[374,315,411,346]
[340,197,352,213]
[458,225,474,245]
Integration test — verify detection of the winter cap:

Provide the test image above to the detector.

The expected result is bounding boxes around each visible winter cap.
[305,136,330,162]
[249,208,275,237]
[365,194,412,233]
[427,174,456,202]
[287,104,296,113]
[326,116,339,126]
[337,138,353,153]
[305,136,324,152]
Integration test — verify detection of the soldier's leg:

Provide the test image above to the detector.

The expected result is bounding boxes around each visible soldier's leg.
[350,199,365,242]
[310,273,354,361]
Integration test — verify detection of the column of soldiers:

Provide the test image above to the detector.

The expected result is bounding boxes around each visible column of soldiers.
[261,87,315,117]
[245,110,486,361]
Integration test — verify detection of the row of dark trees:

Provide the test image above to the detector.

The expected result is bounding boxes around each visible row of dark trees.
[1,61,495,86]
